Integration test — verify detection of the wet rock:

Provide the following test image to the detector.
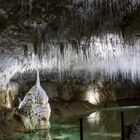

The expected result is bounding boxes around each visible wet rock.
[0,9,7,18]
[0,107,23,139]
[50,100,94,119]
[18,79,51,130]
[61,85,73,101]
[42,82,59,99]
[130,115,140,140]
[0,82,19,108]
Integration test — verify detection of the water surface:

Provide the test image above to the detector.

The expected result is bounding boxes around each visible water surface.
[9,106,140,140]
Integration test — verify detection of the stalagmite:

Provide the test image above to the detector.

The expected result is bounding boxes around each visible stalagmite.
[18,69,51,130]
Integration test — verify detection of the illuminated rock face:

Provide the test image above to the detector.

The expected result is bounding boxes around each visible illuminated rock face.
[0,82,19,108]
[18,73,51,130]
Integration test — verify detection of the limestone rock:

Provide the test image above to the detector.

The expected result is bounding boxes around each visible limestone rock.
[18,83,51,130]
[130,115,140,140]
[0,82,19,108]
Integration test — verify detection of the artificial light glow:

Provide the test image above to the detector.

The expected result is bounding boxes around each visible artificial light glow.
[85,87,100,104]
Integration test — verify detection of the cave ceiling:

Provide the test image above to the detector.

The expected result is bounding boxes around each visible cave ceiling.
[0,0,140,86]
[0,0,139,45]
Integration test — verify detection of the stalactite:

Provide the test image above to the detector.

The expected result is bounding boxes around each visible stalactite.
[0,0,139,86]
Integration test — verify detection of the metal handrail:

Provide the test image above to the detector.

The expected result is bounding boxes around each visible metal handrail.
[53,105,140,123]
[79,106,140,140]
[52,106,140,140]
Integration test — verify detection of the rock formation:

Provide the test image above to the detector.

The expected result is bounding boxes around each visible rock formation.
[18,70,51,130]
[0,82,19,108]
[130,115,140,140]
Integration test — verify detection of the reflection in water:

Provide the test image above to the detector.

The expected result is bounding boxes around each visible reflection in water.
[11,108,140,140]
[15,129,52,140]
[84,111,121,140]
[87,112,101,128]
[84,109,140,140]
